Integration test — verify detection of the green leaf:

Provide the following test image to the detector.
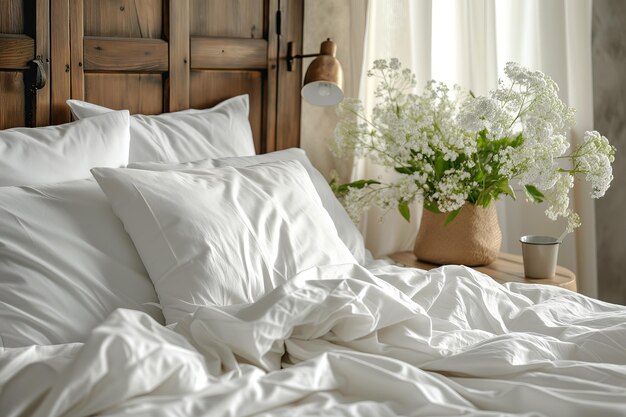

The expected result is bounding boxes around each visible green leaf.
[350,179,381,188]
[510,133,524,148]
[332,179,381,195]
[524,184,545,203]
[424,202,441,214]
[434,155,446,179]
[394,166,414,175]
[445,207,461,224]
[502,183,516,200]
[398,200,411,222]
[477,129,489,147]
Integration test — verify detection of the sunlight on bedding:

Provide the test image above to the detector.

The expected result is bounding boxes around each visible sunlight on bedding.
[2,263,625,417]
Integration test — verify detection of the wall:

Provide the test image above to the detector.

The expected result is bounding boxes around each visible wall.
[300,0,358,183]
[593,0,626,304]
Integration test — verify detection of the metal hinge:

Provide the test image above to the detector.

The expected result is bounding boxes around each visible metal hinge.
[276,9,282,35]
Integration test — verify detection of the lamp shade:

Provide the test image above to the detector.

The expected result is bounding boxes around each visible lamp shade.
[301,39,344,106]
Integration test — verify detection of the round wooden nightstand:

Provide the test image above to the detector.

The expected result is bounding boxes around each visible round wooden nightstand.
[389,251,577,292]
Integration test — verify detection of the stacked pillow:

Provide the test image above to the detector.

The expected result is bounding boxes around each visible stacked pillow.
[67,95,255,162]
[0,111,163,346]
[0,110,130,186]
[92,160,357,324]
[0,96,366,346]
[129,148,368,265]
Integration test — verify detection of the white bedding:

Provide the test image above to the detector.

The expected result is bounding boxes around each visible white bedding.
[2,262,625,417]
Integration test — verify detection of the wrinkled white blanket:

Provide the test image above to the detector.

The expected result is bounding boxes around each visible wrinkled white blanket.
[2,263,626,417]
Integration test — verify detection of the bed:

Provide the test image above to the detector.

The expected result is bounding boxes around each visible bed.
[2,1,626,416]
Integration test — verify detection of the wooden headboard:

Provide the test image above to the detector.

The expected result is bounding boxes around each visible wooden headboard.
[0,0,303,153]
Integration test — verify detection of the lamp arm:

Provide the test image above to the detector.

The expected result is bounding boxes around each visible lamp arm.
[286,42,324,71]
[293,53,321,59]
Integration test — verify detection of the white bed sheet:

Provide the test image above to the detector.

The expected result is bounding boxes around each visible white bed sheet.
[1,263,625,417]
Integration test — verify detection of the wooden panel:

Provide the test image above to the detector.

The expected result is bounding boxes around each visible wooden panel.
[84,0,162,38]
[0,0,24,33]
[1,0,301,154]
[0,35,34,69]
[190,70,262,152]
[35,0,51,126]
[83,37,168,71]
[85,73,163,115]
[263,0,278,152]
[0,72,25,129]
[51,0,71,123]
[190,0,263,38]
[276,0,303,150]
[190,37,267,70]
[70,0,84,100]
[167,0,189,112]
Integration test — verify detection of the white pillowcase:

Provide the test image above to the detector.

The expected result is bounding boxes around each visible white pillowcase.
[92,160,357,324]
[0,179,162,347]
[67,95,255,163]
[0,111,130,187]
[128,148,369,264]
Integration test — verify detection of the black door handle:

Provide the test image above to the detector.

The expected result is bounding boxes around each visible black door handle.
[25,58,48,126]
[28,58,47,91]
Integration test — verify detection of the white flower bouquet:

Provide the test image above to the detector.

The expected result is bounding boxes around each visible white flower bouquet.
[331,59,615,234]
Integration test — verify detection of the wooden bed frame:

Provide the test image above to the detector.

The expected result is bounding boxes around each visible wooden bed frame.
[0,0,303,154]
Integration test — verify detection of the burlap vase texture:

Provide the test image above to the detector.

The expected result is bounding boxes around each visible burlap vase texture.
[413,203,502,266]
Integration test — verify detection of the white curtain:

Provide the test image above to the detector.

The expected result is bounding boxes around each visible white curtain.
[355,0,597,296]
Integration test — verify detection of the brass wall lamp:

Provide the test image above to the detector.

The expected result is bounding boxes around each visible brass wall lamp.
[287,38,344,106]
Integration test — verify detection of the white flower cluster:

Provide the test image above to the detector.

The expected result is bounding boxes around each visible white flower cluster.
[340,176,420,223]
[574,131,615,198]
[331,60,615,233]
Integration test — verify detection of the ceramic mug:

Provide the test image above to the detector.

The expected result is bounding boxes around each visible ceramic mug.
[519,235,560,279]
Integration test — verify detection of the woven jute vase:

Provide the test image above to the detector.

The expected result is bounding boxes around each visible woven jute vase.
[413,203,501,266]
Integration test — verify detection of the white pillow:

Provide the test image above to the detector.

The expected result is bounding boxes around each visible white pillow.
[67,95,255,163]
[0,179,163,347]
[0,111,130,187]
[92,160,357,324]
[128,148,369,264]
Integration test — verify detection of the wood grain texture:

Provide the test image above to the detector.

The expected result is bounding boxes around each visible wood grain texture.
[85,73,163,115]
[389,251,578,292]
[0,0,24,33]
[0,35,34,69]
[0,72,25,129]
[83,37,169,71]
[167,0,190,112]
[51,0,71,123]
[190,37,267,70]
[190,0,263,38]
[34,0,51,126]
[276,0,303,150]
[190,70,263,152]
[1,0,302,154]
[263,0,278,153]
[69,0,84,100]
[84,0,162,38]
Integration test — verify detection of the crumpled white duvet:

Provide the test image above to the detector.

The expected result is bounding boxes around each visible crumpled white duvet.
[2,263,626,417]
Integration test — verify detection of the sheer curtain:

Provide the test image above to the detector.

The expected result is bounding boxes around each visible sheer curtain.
[355,0,597,296]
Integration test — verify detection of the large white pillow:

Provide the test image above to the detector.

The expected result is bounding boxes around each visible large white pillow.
[67,95,255,163]
[0,179,163,347]
[128,148,369,264]
[92,160,357,324]
[0,111,130,187]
